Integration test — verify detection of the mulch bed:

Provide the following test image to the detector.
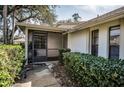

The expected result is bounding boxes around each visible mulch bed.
[52,63,78,87]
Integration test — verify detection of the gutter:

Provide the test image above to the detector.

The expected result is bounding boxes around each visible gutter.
[70,6,124,33]
[16,22,68,33]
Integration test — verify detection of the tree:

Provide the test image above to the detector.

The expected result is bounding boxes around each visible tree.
[3,5,7,44]
[72,13,81,22]
[57,18,72,24]
[0,5,57,44]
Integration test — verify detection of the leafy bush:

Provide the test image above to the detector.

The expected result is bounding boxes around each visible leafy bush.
[0,45,24,87]
[59,48,71,64]
[63,52,124,87]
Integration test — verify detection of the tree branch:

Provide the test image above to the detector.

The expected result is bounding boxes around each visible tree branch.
[16,12,38,22]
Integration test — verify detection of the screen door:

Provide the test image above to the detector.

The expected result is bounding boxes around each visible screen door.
[32,31,47,62]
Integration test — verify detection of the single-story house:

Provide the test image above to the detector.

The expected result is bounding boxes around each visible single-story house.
[16,6,124,65]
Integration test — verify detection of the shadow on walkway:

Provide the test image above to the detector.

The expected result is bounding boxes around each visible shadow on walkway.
[13,62,60,87]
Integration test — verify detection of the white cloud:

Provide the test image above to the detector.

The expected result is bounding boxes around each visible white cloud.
[56,5,123,21]
[76,5,98,14]
[75,5,122,15]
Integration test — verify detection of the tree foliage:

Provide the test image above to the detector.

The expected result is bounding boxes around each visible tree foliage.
[72,13,81,22]
[0,45,24,86]
[0,5,57,44]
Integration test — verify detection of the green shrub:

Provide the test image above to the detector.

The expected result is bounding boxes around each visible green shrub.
[63,52,124,87]
[59,48,71,64]
[0,45,24,87]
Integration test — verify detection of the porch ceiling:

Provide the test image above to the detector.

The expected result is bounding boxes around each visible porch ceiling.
[16,22,68,33]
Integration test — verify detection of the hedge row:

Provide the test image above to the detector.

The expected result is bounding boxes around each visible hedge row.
[59,48,71,64]
[0,45,24,87]
[63,52,124,87]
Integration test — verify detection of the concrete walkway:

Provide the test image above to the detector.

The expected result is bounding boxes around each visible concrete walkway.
[13,61,60,87]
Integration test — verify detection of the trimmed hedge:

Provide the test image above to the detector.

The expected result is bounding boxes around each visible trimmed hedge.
[0,45,24,87]
[59,48,71,64]
[63,52,124,87]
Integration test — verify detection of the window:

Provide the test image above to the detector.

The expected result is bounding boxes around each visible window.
[91,30,99,56]
[33,33,47,49]
[109,26,120,59]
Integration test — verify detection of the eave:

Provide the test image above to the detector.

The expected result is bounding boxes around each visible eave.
[70,6,124,33]
[16,22,68,33]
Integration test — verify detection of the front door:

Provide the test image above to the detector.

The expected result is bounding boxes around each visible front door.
[32,31,47,62]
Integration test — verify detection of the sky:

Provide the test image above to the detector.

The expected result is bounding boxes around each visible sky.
[55,5,123,21]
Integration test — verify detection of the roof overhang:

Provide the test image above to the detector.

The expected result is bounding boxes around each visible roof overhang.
[16,22,68,33]
[16,7,124,34]
[69,6,124,33]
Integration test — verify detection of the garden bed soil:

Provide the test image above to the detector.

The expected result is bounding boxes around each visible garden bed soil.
[52,63,79,87]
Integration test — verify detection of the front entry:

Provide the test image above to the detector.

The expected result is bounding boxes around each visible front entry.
[32,31,47,62]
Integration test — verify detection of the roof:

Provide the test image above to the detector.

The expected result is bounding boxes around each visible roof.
[16,22,68,33]
[56,21,85,25]
[72,6,124,32]
[14,38,25,42]
[16,6,124,34]
[56,22,85,29]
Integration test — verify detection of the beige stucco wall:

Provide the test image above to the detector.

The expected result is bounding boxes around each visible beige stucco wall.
[68,29,89,53]
[48,32,62,49]
[48,32,62,57]
[120,18,124,59]
[68,18,124,59]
